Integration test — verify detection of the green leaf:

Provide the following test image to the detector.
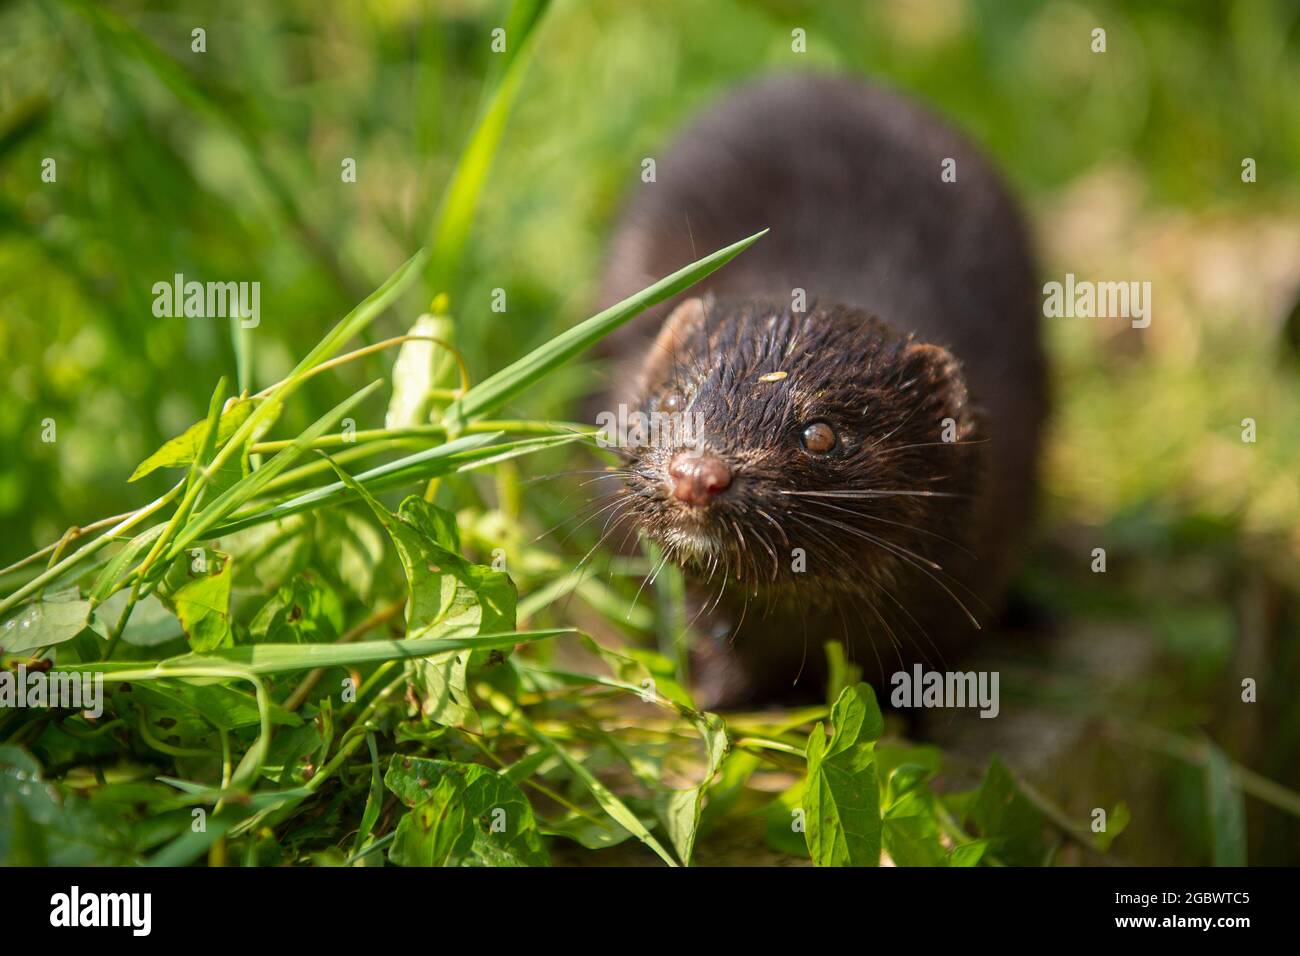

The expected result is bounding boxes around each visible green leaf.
[53,629,569,680]
[128,398,254,482]
[1205,743,1246,865]
[89,525,165,604]
[961,757,1050,866]
[315,510,385,602]
[351,734,385,865]
[322,458,515,731]
[206,432,501,537]
[427,0,552,292]
[1,747,138,865]
[389,776,474,867]
[89,592,183,647]
[166,552,234,652]
[1094,801,1130,853]
[441,230,767,429]
[386,312,457,429]
[882,792,948,866]
[131,679,301,732]
[519,715,678,866]
[802,683,884,867]
[248,576,343,645]
[0,595,92,654]
[948,840,989,867]
[656,709,728,866]
[384,755,548,866]
[762,780,811,857]
[165,380,384,560]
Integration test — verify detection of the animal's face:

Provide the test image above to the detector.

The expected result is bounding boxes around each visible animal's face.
[618,296,981,599]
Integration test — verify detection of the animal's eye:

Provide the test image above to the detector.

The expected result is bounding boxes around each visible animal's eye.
[800,421,837,454]
[658,390,685,413]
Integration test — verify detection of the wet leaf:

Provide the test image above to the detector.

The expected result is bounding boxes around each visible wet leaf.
[0,596,92,655]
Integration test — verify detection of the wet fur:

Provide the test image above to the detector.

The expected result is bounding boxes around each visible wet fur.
[594,74,1046,706]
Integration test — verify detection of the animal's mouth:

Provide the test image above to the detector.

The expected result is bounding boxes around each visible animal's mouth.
[625,445,738,566]
[658,520,723,563]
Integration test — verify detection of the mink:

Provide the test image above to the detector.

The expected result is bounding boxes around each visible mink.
[595,73,1047,707]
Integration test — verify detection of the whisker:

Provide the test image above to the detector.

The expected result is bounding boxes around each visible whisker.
[800,511,981,629]
[780,489,965,499]
[796,495,976,558]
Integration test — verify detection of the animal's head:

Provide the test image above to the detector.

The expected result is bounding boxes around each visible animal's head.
[616,295,983,600]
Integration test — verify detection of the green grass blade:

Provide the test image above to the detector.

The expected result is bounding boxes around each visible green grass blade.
[164,380,383,559]
[427,0,552,293]
[208,432,580,537]
[441,229,767,430]
[51,628,572,680]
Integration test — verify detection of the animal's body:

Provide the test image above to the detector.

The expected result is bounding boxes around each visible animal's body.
[597,74,1046,706]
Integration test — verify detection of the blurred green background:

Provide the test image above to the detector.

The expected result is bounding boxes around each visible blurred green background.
[2,0,1299,863]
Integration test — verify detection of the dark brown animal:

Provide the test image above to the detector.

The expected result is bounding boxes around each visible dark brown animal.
[596,74,1046,706]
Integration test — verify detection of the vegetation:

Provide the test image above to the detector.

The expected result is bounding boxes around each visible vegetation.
[2,0,1298,866]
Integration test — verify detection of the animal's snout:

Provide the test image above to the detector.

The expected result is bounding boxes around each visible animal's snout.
[668,450,732,507]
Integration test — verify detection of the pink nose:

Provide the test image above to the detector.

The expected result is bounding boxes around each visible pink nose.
[668,451,732,507]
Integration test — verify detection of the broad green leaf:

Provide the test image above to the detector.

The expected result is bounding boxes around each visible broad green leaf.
[0,596,92,654]
[882,791,948,866]
[960,757,1050,866]
[89,591,183,647]
[315,510,385,602]
[948,840,989,867]
[802,683,884,867]
[384,755,548,866]
[323,459,515,731]
[1,747,138,865]
[129,398,253,482]
[441,229,767,429]
[166,553,234,652]
[389,776,474,867]
[224,516,313,594]
[248,576,343,645]
[131,679,301,731]
[762,780,811,857]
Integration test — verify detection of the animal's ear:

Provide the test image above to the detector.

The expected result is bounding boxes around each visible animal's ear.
[638,295,710,393]
[901,340,977,440]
